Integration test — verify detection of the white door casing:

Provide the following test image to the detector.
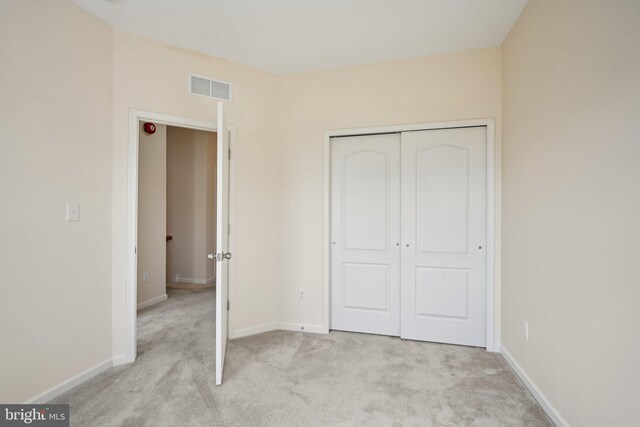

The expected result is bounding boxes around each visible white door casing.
[330,133,401,336]
[400,127,487,347]
[215,101,230,384]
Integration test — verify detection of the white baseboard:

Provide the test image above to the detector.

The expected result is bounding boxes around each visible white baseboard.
[501,345,569,427]
[26,359,113,404]
[229,322,326,339]
[229,323,278,339]
[137,293,167,311]
[277,322,325,334]
[174,275,214,285]
[112,354,131,367]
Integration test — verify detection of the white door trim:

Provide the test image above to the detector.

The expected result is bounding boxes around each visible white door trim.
[123,108,237,364]
[323,118,498,352]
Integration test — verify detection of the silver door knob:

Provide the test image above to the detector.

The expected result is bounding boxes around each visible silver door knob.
[207,252,231,261]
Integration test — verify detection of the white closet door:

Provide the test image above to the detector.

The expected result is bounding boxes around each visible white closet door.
[330,133,401,336]
[400,127,487,347]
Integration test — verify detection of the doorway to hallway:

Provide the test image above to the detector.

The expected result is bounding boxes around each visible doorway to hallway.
[127,107,235,385]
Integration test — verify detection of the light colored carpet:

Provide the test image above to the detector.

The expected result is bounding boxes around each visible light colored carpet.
[52,288,552,426]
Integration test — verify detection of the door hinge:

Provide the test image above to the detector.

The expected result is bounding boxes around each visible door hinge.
[134,246,137,254]
[227,300,230,311]
[228,149,231,160]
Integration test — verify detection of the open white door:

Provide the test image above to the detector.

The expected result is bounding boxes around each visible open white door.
[214,101,230,385]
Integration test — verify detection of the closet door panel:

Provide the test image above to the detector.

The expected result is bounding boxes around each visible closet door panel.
[330,133,401,336]
[401,127,487,347]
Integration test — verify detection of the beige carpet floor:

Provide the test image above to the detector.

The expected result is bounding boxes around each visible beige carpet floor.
[52,288,552,426]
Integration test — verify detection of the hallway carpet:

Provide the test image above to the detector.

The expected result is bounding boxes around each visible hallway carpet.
[53,288,552,426]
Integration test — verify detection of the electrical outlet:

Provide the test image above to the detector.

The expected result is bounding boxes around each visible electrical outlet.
[298,288,305,301]
[143,272,150,282]
[522,319,529,340]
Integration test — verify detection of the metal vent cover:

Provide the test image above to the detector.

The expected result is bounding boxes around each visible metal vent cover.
[188,73,232,102]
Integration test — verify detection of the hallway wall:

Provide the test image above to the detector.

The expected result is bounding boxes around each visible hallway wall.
[137,123,167,307]
[205,132,218,282]
[166,127,216,284]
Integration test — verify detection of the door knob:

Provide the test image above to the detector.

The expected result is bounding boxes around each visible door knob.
[208,252,232,261]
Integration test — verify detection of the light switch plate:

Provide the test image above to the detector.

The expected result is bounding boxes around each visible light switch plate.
[66,203,80,222]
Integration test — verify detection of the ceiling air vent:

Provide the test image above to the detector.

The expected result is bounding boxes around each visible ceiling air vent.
[188,73,232,102]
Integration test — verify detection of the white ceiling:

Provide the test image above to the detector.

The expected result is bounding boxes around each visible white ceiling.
[73,0,528,75]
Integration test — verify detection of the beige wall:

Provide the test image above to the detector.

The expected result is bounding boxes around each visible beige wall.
[166,127,216,284]
[502,0,640,425]
[0,0,113,402]
[137,123,167,306]
[278,49,502,332]
[112,30,281,353]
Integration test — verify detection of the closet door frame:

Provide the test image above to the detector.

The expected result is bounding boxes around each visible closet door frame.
[323,118,498,352]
